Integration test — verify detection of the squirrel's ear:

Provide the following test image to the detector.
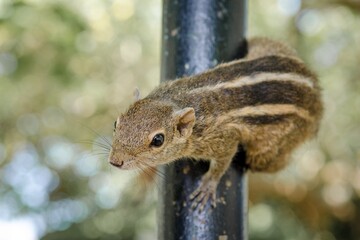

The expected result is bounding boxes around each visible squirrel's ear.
[174,108,195,138]
[133,87,141,101]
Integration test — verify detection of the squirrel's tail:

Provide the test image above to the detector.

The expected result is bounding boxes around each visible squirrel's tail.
[246,37,298,60]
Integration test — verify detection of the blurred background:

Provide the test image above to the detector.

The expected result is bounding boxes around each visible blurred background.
[0,0,359,239]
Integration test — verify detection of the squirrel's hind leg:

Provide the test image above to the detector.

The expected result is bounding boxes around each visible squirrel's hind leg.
[245,117,310,172]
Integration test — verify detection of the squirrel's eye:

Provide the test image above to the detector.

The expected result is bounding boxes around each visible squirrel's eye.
[150,134,164,147]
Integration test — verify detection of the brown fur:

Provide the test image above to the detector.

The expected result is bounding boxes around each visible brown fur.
[109,38,323,208]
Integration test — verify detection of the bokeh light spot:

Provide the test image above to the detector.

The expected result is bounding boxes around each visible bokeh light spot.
[74,151,100,177]
[277,0,301,16]
[75,31,97,53]
[16,113,40,136]
[0,53,17,76]
[296,9,323,35]
[120,37,143,65]
[46,199,89,231]
[73,96,96,117]
[112,0,135,21]
[0,191,21,219]
[43,137,74,169]
[0,217,38,240]
[41,107,65,129]
[322,182,352,207]
[313,41,342,68]
[249,204,274,233]
[296,148,325,181]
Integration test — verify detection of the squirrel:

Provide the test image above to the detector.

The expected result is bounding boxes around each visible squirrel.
[109,38,323,209]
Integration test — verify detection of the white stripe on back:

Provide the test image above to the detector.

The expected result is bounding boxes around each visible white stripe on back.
[189,72,314,95]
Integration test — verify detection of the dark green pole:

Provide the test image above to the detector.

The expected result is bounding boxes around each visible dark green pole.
[158,0,248,239]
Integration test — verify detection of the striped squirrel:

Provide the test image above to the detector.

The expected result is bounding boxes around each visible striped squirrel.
[109,38,323,209]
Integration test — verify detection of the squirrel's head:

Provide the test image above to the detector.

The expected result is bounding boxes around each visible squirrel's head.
[109,99,195,170]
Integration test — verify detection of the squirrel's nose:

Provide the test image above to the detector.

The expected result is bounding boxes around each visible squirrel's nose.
[110,161,124,168]
[109,149,126,168]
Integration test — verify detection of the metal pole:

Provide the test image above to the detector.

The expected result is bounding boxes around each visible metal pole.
[158,0,248,239]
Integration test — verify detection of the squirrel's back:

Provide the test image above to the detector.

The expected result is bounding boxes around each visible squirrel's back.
[148,38,322,140]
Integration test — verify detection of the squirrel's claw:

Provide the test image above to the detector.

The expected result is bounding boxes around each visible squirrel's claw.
[190,177,218,211]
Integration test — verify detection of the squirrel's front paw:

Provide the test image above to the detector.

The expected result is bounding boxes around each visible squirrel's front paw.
[190,176,218,211]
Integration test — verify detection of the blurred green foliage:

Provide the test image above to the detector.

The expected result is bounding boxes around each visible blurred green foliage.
[0,0,359,239]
